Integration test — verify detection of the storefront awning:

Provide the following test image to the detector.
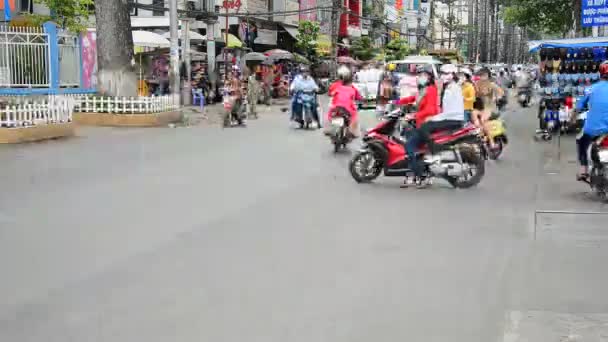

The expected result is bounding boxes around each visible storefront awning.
[281,25,299,39]
[162,30,206,42]
[132,30,171,48]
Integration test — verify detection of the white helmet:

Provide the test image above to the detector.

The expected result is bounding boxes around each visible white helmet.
[337,65,352,82]
[440,64,458,74]
[459,67,472,77]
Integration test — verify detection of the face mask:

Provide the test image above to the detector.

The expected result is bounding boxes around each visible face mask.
[441,73,453,82]
[418,77,428,86]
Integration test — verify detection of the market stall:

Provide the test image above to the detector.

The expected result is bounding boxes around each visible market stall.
[528,37,608,137]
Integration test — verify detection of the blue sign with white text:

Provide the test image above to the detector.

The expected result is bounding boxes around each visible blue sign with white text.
[582,0,608,27]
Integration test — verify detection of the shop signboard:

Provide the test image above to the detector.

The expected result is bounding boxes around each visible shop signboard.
[582,0,608,27]
[299,0,317,21]
[419,1,430,27]
[254,28,277,45]
[284,0,299,26]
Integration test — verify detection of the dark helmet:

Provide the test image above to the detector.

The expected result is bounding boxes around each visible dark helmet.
[416,65,433,75]
[478,67,491,76]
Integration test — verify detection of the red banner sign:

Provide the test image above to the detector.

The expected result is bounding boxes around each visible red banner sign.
[222,0,241,10]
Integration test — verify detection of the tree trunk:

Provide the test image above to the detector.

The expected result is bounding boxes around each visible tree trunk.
[94,0,137,97]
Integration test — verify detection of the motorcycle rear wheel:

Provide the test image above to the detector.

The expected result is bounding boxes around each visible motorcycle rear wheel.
[349,151,382,183]
[446,145,485,189]
[489,138,505,160]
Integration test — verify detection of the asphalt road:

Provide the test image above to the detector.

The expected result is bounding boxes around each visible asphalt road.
[1,100,607,341]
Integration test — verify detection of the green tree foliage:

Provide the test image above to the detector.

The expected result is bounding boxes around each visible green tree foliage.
[503,0,574,36]
[351,37,377,61]
[296,21,320,60]
[27,0,93,32]
[384,38,410,61]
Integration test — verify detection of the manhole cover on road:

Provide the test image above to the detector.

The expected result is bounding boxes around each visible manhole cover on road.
[502,311,608,342]
[534,211,608,247]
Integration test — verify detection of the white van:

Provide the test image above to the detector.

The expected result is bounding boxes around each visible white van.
[388,56,442,98]
[389,55,442,80]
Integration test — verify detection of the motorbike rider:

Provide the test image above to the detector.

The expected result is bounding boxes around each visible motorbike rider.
[459,68,476,123]
[377,63,400,101]
[575,61,608,181]
[475,67,503,149]
[495,70,510,110]
[324,65,362,137]
[394,65,440,188]
[290,65,321,127]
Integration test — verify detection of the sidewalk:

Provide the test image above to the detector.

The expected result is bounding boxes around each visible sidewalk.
[181,98,291,126]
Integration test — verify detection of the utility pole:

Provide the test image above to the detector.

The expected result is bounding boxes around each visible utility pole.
[169,0,180,104]
[181,19,192,105]
[331,0,340,76]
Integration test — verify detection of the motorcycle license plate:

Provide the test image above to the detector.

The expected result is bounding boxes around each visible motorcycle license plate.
[332,117,345,126]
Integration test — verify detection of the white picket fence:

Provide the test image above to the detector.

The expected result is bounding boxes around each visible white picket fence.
[74,95,179,114]
[0,96,74,127]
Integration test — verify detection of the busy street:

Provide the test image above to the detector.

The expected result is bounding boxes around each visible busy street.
[3,0,608,339]
[1,96,607,341]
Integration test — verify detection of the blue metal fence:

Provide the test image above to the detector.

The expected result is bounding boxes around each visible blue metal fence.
[0,21,96,95]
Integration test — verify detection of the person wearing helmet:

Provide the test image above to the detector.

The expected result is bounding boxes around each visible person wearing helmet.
[393,65,440,187]
[324,65,363,136]
[438,64,464,116]
[290,64,320,126]
[475,67,503,149]
[458,68,476,122]
[574,61,608,181]
[377,63,400,101]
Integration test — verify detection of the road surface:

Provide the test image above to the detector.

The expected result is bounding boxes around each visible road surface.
[0,101,607,341]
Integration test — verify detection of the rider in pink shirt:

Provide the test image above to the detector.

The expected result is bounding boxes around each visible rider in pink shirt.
[327,66,362,126]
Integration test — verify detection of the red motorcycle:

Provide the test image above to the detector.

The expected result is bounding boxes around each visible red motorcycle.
[349,109,486,188]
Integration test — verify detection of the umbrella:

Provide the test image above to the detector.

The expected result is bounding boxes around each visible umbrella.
[132,30,170,48]
[244,52,267,62]
[337,56,359,65]
[162,30,206,42]
[265,49,293,60]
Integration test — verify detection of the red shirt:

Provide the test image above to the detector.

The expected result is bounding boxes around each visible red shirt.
[396,84,440,127]
[329,80,343,96]
[328,84,362,121]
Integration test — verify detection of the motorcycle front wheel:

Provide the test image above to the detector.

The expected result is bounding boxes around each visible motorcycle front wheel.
[446,145,485,189]
[349,151,382,183]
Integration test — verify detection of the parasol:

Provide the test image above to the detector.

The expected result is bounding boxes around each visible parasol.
[244,52,267,62]
[264,49,294,60]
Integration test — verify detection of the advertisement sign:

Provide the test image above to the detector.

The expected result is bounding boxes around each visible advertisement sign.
[254,28,277,45]
[582,0,608,27]
[81,30,97,89]
[419,1,430,27]
[284,0,299,26]
[300,0,317,21]
[1,0,16,21]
